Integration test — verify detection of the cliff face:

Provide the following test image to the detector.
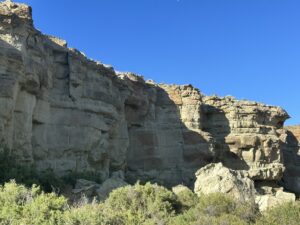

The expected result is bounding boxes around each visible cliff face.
[0,1,296,189]
[287,126,300,140]
[283,126,300,194]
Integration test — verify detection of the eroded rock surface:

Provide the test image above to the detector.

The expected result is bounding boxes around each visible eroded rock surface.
[194,163,256,202]
[255,186,296,211]
[202,96,289,181]
[283,126,300,194]
[0,1,297,192]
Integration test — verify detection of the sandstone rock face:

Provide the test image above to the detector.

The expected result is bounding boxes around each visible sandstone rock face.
[194,163,256,202]
[0,1,293,189]
[283,126,300,194]
[125,83,214,186]
[202,96,289,181]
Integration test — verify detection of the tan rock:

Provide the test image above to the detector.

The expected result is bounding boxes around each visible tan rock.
[72,179,100,200]
[0,1,293,193]
[96,177,128,201]
[202,96,288,181]
[255,190,296,211]
[194,163,256,202]
[283,126,300,194]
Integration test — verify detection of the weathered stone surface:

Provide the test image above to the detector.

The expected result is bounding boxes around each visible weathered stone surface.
[96,172,128,201]
[125,84,214,187]
[202,96,289,181]
[194,163,256,202]
[255,189,296,211]
[72,171,128,201]
[0,1,295,193]
[287,126,300,140]
[283,126,300,194]
[194,163,296,211]
[72,179,100,199]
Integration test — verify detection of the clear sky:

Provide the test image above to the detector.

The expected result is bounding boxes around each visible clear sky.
[15,0,300,125]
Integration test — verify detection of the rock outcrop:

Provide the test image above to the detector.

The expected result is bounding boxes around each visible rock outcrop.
[194,163,256,202]
[72,172,128,201]
[283,126,300,194]
[194,163,296,211]
[202,96,288,181]
[0,1,298,194]
[287,126,300,140]
[255,180,296,211]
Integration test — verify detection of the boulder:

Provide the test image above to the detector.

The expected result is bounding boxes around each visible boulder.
[72,173,128,202]
[72,179,100,200]
[96,176,128,201]
[255,189,296,211]
[194,163,256,202]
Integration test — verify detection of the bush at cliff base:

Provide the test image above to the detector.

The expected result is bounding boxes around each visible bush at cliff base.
[0,181,67,225]
[255,202,300,225]
[0,181,299,225]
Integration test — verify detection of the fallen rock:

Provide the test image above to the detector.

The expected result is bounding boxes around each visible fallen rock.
[72,179,100,200]
[72,174,128,202]
[96,176,128,201]
[255,189,296,211]
[194,163,256,202]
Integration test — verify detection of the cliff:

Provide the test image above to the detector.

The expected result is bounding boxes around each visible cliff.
[283,126,300,194]
[0,1,298,194]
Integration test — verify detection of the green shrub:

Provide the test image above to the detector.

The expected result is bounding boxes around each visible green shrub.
[102,182,180,225]
[1,177,300,225]
[173,186,198,212]
[0,146,101,193]
[64,202,105,225]
[169,192,259,225]
[256,201,300,225]
[0,181,30,224]
[0,181,67,225]
[196,193,236,217]
[0,147,39,187]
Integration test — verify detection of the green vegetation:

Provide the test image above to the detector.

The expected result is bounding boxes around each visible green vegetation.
[1,146,299,225]
[255,202,300,225]
[0,181,299,225]
[0,147,103,192]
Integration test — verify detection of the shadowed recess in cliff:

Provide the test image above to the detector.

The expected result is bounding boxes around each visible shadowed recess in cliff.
[282,128,300,195]
[125,84,215,188]
[201,103,250,171]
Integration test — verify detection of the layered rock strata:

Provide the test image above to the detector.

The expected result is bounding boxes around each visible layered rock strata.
[0,1,297,190]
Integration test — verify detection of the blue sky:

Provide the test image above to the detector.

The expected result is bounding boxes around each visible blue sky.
[16,0,300,125]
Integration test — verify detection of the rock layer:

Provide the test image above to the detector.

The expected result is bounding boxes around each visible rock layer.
[0,1,297,190]
[202,96,288,181]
